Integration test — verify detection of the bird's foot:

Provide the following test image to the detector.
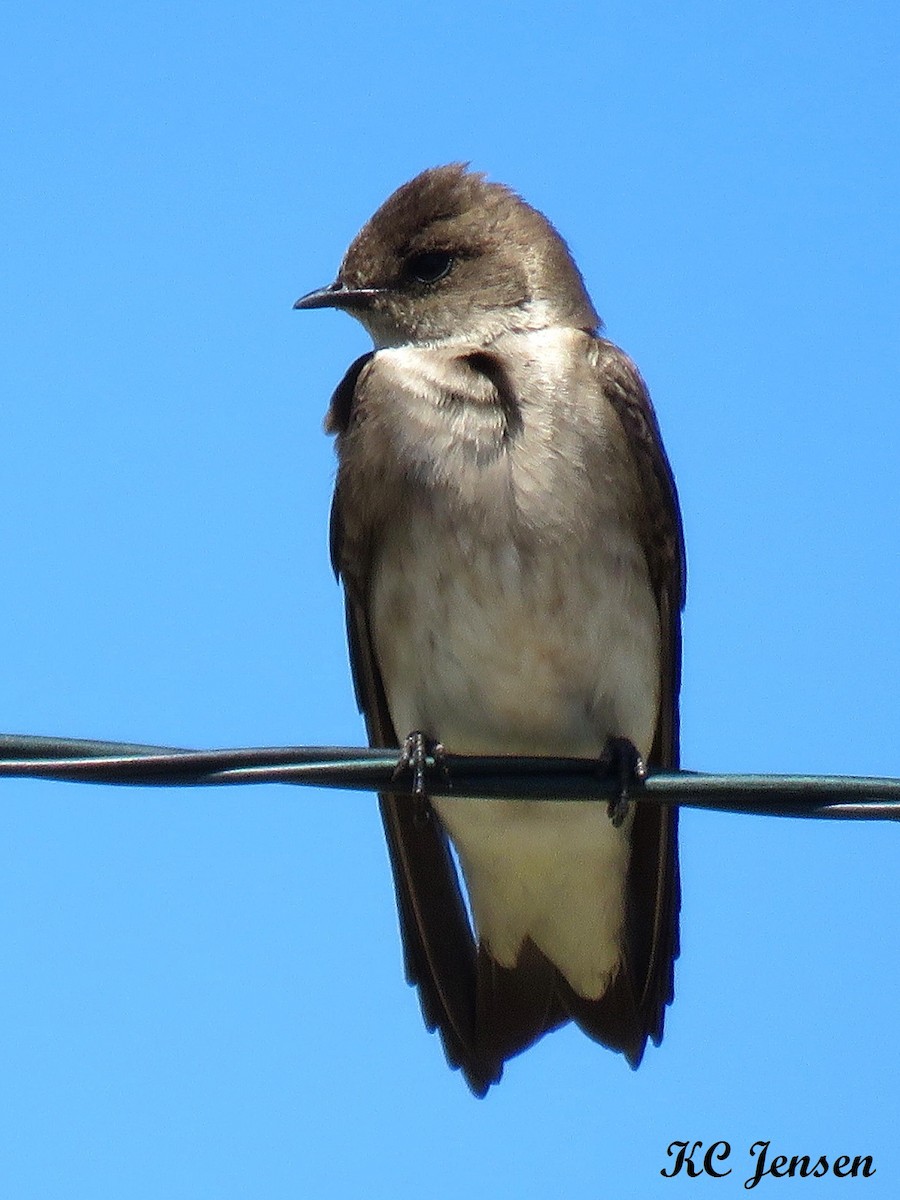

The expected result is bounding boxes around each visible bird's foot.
[392,732,448,822]
[393,731,448,827]
[598,736,646,827]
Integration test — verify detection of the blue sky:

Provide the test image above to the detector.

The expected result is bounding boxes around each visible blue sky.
[2,1,899,1196]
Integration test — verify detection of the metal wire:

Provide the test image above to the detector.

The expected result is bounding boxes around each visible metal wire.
[1,733,898,820]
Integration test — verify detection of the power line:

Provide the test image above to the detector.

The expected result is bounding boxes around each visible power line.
[1,733,897,820]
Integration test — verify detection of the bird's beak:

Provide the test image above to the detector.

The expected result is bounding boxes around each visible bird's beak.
[293,280,382,311]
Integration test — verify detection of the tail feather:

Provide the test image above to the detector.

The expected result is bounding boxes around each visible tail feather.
[467,941,658,1093]
[473,941,566,1089]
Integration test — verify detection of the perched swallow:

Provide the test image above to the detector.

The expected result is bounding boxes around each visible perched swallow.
[295,164,685,1094]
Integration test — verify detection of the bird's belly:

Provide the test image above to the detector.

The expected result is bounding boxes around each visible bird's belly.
[370,524,659,757]
[369,522,660,997]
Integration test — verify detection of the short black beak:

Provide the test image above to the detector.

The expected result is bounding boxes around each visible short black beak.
[292,280,382,311]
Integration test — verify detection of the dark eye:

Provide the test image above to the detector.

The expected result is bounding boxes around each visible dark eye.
[406,250,454,284]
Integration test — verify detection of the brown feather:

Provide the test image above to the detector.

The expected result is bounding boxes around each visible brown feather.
[313,165,686,1093]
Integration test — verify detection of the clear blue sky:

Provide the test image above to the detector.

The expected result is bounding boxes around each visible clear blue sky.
[2,2,899,1196]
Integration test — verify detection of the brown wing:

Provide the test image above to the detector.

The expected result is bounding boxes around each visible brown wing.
[327,356,503,1095]
[561,336,684,1062]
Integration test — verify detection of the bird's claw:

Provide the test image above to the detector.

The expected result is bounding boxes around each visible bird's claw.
[598,736,646,826]
[393,731,448,798]
[393,732,448,828]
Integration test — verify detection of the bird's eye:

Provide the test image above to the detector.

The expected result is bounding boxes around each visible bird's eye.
[406,250,454,284]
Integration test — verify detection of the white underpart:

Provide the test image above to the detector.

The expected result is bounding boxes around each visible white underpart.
[371,517,659,1000]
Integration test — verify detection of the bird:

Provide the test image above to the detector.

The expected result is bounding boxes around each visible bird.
[294,164,685,1095]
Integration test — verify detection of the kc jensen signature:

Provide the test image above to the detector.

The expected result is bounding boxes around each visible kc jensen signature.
[662,1140,876,1187]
